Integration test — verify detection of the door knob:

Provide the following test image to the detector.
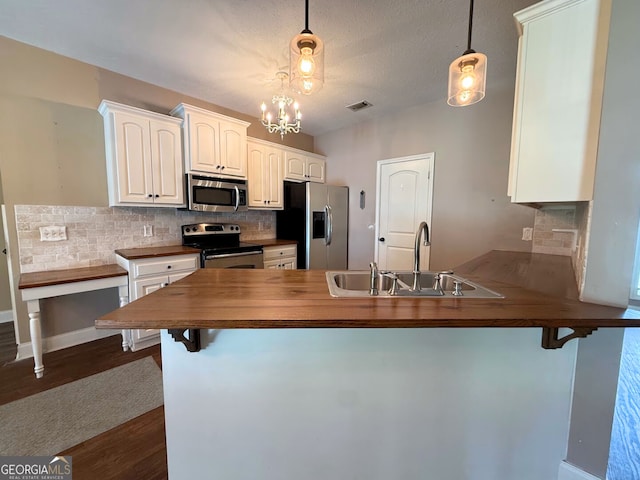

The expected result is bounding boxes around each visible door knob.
[379,237,385,242]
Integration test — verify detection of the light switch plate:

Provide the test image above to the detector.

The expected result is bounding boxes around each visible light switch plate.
[40,225,67,242]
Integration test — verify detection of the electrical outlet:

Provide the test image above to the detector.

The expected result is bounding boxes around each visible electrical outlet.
[143,225,154,237]
[522,227,533,241]
[40,225,67,242]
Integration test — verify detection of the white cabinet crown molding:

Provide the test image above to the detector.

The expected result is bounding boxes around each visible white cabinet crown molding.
[98,100,182,126]
[170,103,251,128]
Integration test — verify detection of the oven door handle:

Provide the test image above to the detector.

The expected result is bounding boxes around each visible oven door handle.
[205,251,262,260]
[234,186,240,211]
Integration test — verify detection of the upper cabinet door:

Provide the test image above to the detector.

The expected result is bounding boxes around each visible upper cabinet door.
[266,147,283,208]
[247,142,268,207]
[508,0,609,203]
[186,111,220,174]
[306,157,326,183]
[112,112,154,204]
[149,119,184,205]
[284,152,306,182]
[219,120,247,178]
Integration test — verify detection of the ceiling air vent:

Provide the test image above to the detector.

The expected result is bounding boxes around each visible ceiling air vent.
[346,100,373,112]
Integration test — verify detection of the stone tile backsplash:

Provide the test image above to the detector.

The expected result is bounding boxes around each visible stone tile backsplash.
[531,202,591,291]
[532,207,578,256]
[15,205,276,273]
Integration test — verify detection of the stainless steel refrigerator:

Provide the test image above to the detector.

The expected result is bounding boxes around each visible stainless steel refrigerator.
[276,182,348,269]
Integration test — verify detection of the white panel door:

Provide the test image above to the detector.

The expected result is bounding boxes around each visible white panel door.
[149,119,184,205]
[114,112,153,204]
[376,154,434,271]
[219,120,247,178]
[188,112,219,174]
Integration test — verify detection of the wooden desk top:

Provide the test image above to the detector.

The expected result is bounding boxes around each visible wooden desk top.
[19,264,128,290]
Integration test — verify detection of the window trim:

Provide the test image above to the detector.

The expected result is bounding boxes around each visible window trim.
[631,226,640,301]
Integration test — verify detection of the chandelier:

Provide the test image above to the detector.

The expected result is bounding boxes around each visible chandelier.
[289,0,324,95]
[447,0,487,106]
[260,72,301,139]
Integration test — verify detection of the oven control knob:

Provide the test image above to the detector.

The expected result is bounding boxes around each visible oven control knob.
[185,228,190,232]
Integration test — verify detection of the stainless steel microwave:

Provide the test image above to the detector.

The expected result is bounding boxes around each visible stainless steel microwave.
[186,174,248,212]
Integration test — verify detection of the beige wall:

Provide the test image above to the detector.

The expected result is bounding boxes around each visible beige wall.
[315,83,535,270]
[0,36,314,345]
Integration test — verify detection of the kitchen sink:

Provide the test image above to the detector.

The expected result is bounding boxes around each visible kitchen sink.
[326,270,503,298]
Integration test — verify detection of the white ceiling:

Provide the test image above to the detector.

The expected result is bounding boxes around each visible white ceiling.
[0,0,538,137]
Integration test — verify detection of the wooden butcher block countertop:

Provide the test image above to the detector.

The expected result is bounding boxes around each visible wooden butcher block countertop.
[96,251,640,331]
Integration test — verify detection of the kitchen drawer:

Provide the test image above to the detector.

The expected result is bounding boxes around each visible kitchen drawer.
[133,255,199,278]
[263,244,296,261]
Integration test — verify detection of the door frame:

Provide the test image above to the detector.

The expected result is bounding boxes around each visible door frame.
[374,153,435,268]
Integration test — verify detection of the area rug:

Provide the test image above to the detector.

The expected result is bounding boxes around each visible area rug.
[0,357,164,455]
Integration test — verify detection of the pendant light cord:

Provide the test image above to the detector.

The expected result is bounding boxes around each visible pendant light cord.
[464,0,475,54]
[305,0,310,31]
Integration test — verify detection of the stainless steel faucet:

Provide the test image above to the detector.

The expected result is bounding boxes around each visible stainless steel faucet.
[369,262,378,296]
[411,222,431,291]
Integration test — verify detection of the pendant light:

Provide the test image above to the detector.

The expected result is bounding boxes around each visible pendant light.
[289,0,324,95]
[447,0,487,106]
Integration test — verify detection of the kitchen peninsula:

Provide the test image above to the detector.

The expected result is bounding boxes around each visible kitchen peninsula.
[96,250,640,480]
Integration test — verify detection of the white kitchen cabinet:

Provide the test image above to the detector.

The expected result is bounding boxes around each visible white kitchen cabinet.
[284,150,326,183]
[263,244,297,270]
[99,100,185,207]
[247,139,284,209]
[117,252,199,351]
[508,0,610,203]
[171,103,250,179]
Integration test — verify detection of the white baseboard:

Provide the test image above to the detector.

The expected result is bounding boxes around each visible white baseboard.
[0,310,13,324]
[558,461,602,480]
[17,326,120,360]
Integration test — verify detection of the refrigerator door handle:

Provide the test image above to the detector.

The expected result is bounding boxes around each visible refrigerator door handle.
[325,204,333,246]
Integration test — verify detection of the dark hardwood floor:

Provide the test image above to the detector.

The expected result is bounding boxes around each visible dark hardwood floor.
[0,321,17,366]
[0,335,168,480]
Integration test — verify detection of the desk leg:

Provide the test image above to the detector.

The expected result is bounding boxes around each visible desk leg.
[118,285,130,352]
[26,300,44,379]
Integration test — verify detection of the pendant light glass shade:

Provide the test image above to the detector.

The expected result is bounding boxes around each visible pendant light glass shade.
[447,51,487,106]
[447,0,487,107]
[289,0,324,95]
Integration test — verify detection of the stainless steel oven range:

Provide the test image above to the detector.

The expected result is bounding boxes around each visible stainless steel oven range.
[181,223,263,269]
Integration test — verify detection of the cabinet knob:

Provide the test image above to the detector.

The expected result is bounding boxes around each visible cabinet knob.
[155,194,159,198]
[164,283,169,287]
[147,194,153,198]
[167,265,172,269]
[216,165,221,169]
[221,166,225,170]
[379,237,385,242]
